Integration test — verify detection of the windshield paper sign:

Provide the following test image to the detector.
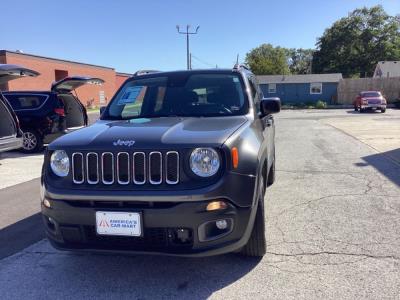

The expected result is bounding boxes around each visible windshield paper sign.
[117,86,143,105]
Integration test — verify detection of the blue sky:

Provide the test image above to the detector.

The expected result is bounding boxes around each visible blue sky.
[1,0,399,73]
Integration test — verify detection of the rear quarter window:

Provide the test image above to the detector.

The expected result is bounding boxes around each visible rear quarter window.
[4,94,49,111]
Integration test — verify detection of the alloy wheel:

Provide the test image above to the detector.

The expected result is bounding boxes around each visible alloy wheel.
[22,131,37,151]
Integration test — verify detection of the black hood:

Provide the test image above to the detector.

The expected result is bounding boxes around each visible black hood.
[49,116,248,150]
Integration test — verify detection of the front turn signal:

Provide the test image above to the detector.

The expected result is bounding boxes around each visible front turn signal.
[231,147,239,169]
[206,200,228,211]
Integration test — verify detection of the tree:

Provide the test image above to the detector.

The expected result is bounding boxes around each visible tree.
[245,44,314,75]
[312,5,400,77]
[245,44,290,75]
[287,48,314,74]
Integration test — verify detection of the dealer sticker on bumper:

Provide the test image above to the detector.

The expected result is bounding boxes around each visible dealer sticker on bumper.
[96,211,141,236]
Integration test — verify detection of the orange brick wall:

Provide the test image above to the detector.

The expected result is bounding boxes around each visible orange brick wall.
[2,52,118,106]
[115,74,131,92]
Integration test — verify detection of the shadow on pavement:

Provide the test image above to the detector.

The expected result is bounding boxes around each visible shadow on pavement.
[33,245,261,299]
[359,148,400,187]
[346,110,384,114]
[0,210,261,298]
[0,213,44,259]
[0,149,44,160]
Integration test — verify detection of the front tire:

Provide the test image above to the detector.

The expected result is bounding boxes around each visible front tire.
[21,129,43,153]
[241,179,266,257]
[381,108,386,113]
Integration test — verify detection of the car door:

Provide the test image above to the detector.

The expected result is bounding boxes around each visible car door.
[0,94,21,152]
[51,76,104,129]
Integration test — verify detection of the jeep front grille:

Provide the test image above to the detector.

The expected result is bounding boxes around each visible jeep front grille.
[71,151,179,185]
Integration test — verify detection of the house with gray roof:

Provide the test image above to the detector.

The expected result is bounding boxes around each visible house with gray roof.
[256,73,343,104]
[373,61,400,78]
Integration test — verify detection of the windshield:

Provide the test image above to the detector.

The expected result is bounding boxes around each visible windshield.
[361,91,381,98]
[104,73,248,120]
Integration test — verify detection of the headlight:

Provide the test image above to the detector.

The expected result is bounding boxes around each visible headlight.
[190,148,220,177]
[50,150,70,177]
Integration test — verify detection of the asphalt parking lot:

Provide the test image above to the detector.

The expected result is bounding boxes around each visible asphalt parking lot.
[0,109,399,299]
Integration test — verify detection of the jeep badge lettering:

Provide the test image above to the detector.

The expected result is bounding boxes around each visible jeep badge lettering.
[113,139,136,147]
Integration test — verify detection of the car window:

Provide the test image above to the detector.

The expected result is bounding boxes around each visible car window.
[105,73,248,120]
[5,94,49,111]
[361,92,381,98]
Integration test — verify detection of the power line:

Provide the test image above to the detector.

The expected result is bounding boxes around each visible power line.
[191,54,215,68]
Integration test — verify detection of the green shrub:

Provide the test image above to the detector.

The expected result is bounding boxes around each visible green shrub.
[315,100,327,109]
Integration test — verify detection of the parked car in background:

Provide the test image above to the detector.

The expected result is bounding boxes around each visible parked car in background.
[4,76,104,153]
[41,65,280,257]
[353,91,387,113]
[0,64,39,153]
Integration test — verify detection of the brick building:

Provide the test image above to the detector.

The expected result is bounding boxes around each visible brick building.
[0,50,132,107]
[115,72,132,91]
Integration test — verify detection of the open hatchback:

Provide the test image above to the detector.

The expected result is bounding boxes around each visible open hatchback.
[3,75,104,153]
[0,64,39,153]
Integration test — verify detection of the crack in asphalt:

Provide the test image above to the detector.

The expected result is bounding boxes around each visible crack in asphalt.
[267,167,400,268]
[271,168,399,220]
[271,192,394,221]
[276,169,366,175]
[266,251,400,261]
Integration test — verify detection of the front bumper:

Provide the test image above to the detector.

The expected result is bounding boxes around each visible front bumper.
[361,104,386,110]
[41,173,258,257]
[42,198,255,257]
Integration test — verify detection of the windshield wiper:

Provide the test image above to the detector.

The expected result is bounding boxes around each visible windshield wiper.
[122,114,183,120]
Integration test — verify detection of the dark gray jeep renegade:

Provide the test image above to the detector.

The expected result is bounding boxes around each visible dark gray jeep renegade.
[41,65,280,257]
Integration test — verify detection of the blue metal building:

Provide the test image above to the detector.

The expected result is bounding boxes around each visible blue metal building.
[257,73,342,104]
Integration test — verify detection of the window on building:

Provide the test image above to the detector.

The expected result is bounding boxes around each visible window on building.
[55,69,68,81]
[268,83,276,93]
[310,82,322,94]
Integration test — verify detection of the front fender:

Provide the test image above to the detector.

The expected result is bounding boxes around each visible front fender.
[222,119,267,178]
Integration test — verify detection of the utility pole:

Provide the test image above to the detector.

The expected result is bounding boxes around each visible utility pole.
[176,25,200,70]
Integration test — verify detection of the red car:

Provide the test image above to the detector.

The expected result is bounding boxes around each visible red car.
[354,91,387,113]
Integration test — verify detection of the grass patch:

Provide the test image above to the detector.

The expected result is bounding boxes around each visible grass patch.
[315,100,327,109]
[86,107,100,113]
[282,101,328,109]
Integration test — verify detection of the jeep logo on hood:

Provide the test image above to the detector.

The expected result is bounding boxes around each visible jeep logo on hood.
[113,139,136,147]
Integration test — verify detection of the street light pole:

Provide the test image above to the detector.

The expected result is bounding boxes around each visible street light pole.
[176,25,200,70]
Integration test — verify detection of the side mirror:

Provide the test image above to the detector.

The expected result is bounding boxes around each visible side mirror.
[260,97,281,117]
[100,106,106,115]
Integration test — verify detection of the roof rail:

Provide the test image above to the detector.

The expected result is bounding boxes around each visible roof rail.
[133,70,161,76]
[232,64,250,71]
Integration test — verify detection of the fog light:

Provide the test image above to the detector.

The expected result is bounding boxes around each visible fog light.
[43,199,51,208]
[216,219,228,230]
[206,200,227,211]
[198,218,234,242]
